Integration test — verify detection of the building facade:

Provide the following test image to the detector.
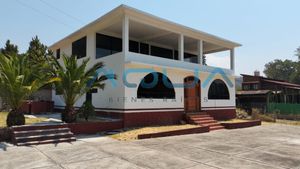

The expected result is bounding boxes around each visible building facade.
[237,73,300,113]
[50,5,241,127]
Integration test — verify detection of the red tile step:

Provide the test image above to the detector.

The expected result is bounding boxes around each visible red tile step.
[186,112,224,131]
[11,124,76,146]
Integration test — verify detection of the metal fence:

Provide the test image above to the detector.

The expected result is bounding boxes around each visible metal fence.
[267,102,300,115]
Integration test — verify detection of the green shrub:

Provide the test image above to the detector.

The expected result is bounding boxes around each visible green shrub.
[78,101,95,121]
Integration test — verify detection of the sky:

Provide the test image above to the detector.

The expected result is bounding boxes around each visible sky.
[1,0,300,76]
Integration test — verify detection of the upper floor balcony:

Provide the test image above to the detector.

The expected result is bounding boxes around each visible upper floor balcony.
[50,5,240,74]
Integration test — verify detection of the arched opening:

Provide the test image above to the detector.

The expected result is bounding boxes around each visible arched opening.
[184,76,201,112]
[137,72,175,99]
[208,79,230,100]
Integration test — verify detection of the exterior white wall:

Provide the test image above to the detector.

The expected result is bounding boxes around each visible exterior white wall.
[51,33,125,109]
[91,52,125,109]
[51,34,235,113]
[51,42,235,112]
[124,63,184,110]
[123,52,236,111]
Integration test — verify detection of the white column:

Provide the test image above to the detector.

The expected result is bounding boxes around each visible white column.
[87,33,96,59]
[178,34,184,61]
[197,40,203,65]
[230,48,235,72]
[122,15,129,54]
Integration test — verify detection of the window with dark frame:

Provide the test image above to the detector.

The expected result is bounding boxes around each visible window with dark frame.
[129,40,139,53]
[137,72,175,99]
[94,33,198,62]
[140,43,149,55]
[72,36,87,59]
[174,50,179,60]
[243,84,250,90]
[96,33,122,59]
[208,79,230,100]
[150,46,173,59]
[56,48,60,59]
[184,53,198,63]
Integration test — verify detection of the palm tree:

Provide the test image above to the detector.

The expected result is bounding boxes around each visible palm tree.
[0,54,57,127]
[51,54,115,123]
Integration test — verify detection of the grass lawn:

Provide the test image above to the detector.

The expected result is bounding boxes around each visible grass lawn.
[0,112,48,128]
[110,124,198,141]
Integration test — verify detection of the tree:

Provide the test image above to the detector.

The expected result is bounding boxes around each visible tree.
[263,59,297,82]
[289,61,300,84]
[0,40,18,56]
[27,36,53,64]
[202,55,207,65]
[51,54,115,123]
[296,46,300,61]
[0,54,57,126]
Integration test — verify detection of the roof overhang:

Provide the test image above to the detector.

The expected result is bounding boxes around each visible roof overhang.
[49,5,241,50]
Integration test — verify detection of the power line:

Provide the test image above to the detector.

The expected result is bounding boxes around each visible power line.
[15,0,75,30]
[39,0,85,24]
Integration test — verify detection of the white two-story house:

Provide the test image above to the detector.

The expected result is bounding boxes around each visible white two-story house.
[50,5,241,127]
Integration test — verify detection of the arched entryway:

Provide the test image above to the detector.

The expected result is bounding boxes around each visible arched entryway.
[184,76,201,112]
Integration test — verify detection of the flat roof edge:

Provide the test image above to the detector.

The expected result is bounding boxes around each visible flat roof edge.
[49,4,241,49]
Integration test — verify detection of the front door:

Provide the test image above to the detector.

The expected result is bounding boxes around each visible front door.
[184,77,201,112]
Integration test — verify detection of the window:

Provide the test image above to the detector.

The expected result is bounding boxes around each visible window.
[137,72,175,99]
[72,36,86,59]
[140,43,149,55]
[150,46,173,59]
[243,84,250,90]
[184,53,198,63]
[129,40,139,53]
[174,50,179,60]
[208,79,230,99]
[253,84,259,90]
[56,49,60,59]
[96,33,122,59]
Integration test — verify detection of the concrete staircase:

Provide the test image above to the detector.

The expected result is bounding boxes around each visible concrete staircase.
[186,112,224,131]
[11,124,76,146]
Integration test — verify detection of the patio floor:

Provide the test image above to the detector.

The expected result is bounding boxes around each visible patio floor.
[1,124,300,169]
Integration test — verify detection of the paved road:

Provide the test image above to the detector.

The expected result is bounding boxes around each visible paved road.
[1,124,300,169]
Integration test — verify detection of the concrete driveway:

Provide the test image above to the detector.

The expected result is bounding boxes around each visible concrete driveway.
[1,124,300,169]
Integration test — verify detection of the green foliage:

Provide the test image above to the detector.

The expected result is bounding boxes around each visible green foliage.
[0,54,57,126]
[263,46,300,84]
[263,59,297,82]
[78,101,95,121]
[51,54,116,123]
[0,40,18,56]
[202,55,207,65]
[296,46,300,61]
[26,36,53,64]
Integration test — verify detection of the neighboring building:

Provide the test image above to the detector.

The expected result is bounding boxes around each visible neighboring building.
[49,5,241,127]
[236,72,300,112]
[235,76,243,91]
